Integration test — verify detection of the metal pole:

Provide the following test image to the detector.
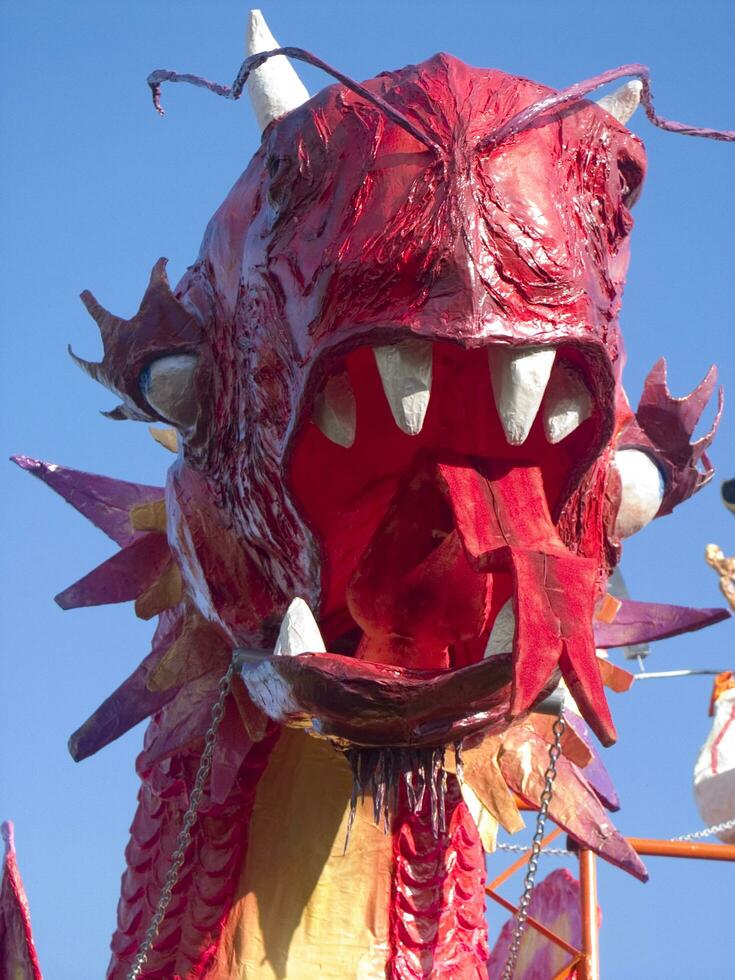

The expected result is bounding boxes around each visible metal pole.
[627,837,735,861]
[579,849,600,980]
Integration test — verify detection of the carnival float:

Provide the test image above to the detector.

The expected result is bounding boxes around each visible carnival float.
[3,10,733,979]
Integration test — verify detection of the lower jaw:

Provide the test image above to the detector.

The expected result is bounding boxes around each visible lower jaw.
[242,450,614,749]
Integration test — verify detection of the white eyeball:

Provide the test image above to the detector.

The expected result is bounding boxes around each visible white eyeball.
[139,354,198,430]
[613,449,665,538]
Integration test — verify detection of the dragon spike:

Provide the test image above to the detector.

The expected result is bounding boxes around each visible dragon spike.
[596,80,642,125]
[246,9,309,131]
[67,344,107,386]
[638,359,721,462]
[629,357,723,516]
[79,288,125,340]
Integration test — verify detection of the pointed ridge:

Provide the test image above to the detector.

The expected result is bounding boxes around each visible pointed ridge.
[55,532,172,610]
[68,606,185,761]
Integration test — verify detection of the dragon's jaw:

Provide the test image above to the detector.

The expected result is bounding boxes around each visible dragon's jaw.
[255,335,619,746]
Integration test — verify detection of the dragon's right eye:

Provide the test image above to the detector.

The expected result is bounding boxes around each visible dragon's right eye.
[613,449,665,538]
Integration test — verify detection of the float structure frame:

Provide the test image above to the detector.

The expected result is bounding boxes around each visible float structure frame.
[486,808,735,980]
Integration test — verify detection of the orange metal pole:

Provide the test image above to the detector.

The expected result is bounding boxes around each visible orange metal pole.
[550,957,584,980]
[578,849,600,980]
[488,827,563,890]
[626,837,735,861]
[485,886,582,959]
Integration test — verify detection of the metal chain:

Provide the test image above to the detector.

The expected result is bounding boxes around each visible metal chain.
[496,842,573,856]
[671,816,735,842]
[501,713,566,980]
[126,655,238,980]
[497,814,735,857]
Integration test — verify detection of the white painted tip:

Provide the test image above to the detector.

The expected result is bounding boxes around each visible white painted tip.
[542,362,592,444]
[313,372,357,448]
[596,80,642,126]
[273,597,326,656]
[613,449,664,538]
[247,9,309,131]
[488,345,555,445]
[373,339,433,436]
[484,599,516,657]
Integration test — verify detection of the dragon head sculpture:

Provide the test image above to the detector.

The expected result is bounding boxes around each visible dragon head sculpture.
[15,12,730,978]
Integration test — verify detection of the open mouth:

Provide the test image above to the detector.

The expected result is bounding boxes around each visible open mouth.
[242,336,617,747]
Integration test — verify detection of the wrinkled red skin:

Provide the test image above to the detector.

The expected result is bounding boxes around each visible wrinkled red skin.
[46,53,724,978]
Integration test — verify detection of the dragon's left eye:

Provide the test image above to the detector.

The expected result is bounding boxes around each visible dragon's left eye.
[139,354,199,430]
[618,153,644,208]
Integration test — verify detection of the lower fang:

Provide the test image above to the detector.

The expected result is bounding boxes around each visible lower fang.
[484,600,515,657]
[274,597,326,656]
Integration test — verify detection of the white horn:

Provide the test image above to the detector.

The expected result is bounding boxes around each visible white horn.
[596,80,642,126]
[246,9,309,131]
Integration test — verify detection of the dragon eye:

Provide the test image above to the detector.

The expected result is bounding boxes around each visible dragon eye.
[613,449,665,538]
[139,354,199,431]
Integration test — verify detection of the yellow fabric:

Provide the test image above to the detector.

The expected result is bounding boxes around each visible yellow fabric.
[214,730,394,979]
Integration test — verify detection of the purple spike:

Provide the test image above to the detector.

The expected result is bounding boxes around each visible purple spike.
[564,711,620,811]
[68,607,184,762]
[12,456,164,546]
[594,598,729,649]
[55,532,171,609]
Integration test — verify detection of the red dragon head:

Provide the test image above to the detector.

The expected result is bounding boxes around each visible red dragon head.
[14,16,733,977]
[60,36,724,754]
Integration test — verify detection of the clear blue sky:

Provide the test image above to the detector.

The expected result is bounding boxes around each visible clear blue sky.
[1,2,733,977]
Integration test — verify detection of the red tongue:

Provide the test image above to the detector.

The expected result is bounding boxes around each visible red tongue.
[436,460,617,747]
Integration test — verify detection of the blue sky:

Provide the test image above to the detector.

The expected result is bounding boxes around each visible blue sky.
[1,2,733,977]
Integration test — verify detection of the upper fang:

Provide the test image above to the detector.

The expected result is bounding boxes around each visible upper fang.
[488,346,555,445]
[542,363,592,444]
[373,339,433,436]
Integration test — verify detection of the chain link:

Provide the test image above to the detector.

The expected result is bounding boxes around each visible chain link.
[126,655,238,980]
[501,713,566,980]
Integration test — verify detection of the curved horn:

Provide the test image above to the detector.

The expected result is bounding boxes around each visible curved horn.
[596,80,642,125]
[246,9,309,131]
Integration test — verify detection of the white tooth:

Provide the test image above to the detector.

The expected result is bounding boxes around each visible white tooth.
[484,600,515,658]
[373,339,432,436]
[542,363,592,444]
[488,346,555,445]
[313,372,356,448]
[273,597,326,656]
[613,449,664,539]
